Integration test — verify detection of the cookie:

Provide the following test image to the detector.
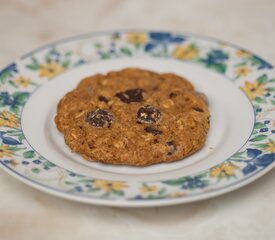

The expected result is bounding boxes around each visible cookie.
[55,68,210,166]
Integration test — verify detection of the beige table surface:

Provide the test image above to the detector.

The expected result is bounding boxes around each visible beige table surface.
[1,0,275,239]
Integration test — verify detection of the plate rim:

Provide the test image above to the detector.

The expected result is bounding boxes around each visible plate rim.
[0,29,274,207]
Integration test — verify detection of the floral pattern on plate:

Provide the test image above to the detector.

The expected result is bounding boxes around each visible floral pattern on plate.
[0,30,274,204]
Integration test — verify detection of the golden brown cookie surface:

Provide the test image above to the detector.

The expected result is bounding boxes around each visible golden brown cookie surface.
[55,68,210,166]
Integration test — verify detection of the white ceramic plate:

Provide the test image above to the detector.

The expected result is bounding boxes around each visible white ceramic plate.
[0,30,275,207]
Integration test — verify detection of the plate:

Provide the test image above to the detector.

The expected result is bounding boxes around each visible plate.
[0,30,275,207]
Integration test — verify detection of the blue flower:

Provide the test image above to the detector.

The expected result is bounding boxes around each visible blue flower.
[69,172,76,177]
[0,92,14,106]
[204,50,229,65]
[255,153,275,167]
[246,148,262,158]
[74,186,83,192]
[145,32,185,52]
[256,108,262,112]
[198,49,229,73]
[0,91,29,114]
[242,163,257,175]
[33,159,42,164]
[242,149,275,175]
[181,176,207,190]
[259,128,268,133]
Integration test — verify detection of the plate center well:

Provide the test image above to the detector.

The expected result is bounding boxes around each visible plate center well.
[21,58,254,181]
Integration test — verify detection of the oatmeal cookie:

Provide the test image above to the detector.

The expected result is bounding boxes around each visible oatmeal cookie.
[55,68,210,166]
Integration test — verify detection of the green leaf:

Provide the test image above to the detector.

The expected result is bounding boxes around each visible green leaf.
[10,105,19,114]
[271,100,275,105]
[45,55,51,63]
[0,71,11,84]
[234,62,246,67]
[255,96,267,104]
[64,51,72,57]
[253,130,258,135]
[23,150,36,158]
[111,189,124,196]
[32,168,40,174]
[158,188,167,195]
[26,64,40,70]
[79,179,92,183]
[87,188,101,193]
[65,181,75,185]
[8,80,18,88]
[18,134,25,142]
[269,78,275,82]
[120,47,132,56]
[8,146,21,151]
[163,177,186,185]
[31,57,39,65]
[208,63,227,73]
[95,43,102,49]
[27,57,40,69]
[249,135,268,142]
[62,60,71,68]
[100,53,110,59]
[254,122,266,129]
[257,74,268,84]
[250,56,262,66]
[43,161,56,168]
[266,87,275,92]
[13,92,30,105]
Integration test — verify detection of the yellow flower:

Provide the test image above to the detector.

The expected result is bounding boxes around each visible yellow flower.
[0,111,19,128]
[210,163,238,178]
[140,185,158,193]
[235,66,251,77]
[39,62,64,79]
[93,180,127,192]
[241,81,266,100]
[172,44,199,60]
[236,50,250,58]
[127,33,147,45]
[0,145,14,158]
[263,142,275,153]
[15,76,31,88]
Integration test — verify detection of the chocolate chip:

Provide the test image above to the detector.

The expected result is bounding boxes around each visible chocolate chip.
[166,140,177,156]
[169,92,177,98]
[86,109,113,128]
[116,88,144,103]
[193,107,204,112]
[137,105,161,123]
[98,96,109,103]
[144,126,162,135]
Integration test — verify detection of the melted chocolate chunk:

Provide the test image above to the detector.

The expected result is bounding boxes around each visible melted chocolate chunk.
[116,88,144,103]
[137,105,161,123]
[98,96,109,103]
[166,140,177,156]
[193,107,204,112]
[86,109,113,128]
[144,126,162,135]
